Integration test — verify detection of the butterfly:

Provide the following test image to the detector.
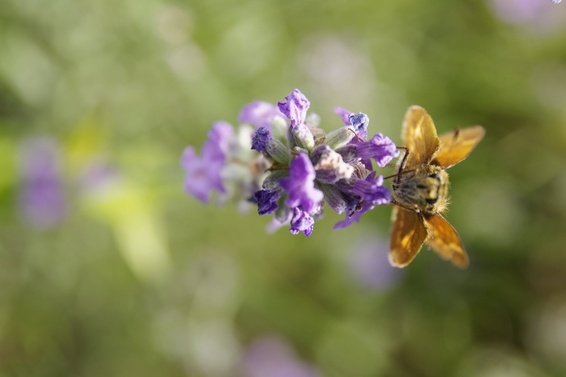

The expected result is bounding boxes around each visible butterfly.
[389,106,485,268]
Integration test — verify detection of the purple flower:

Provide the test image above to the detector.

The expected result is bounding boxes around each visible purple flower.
[254,189,281,215]
[182,122,236,203]
[242,335,321,377]
[239,101,284,130]
[278,89,310,127]
[18,137,67,229]
[251,127,271,153]
[334,106,352,125]
[357,133,397,167]
[279,153,323,214]
[252,127,291,164]
[334,173,391,229]
[350,173,391,205]
[349,113,369,139]
[182,88,398,237]
[203,121,234,160]
[334,207,365,229]
[289,207,314,236]
[181,146,225,203]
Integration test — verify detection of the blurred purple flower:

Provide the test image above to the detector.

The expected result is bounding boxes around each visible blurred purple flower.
[18,137,67,229]
[350,238,401,290]
[206,121,234,158]
[239,101,284,130]
[490,0,545,23]
[242,335,321,377]
[181,122,235,203]
[181,146,226,203]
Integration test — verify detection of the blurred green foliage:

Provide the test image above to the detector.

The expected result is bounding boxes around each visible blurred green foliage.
[1,0,566,376]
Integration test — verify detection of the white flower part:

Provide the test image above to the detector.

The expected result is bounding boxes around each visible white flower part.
[237,124,254,151]
[314,145,354,182]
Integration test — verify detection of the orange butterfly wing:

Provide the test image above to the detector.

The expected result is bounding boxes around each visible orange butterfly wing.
[389,206,428,268]
[433,126,485,168]
[402,106,441,168]
[423,213,469,268]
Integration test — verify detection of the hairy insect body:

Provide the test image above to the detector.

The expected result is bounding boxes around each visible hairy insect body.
[392,164,449,215]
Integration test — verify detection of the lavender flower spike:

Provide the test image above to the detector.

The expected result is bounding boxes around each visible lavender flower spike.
[279,153,323,215]
[278,89,310,127]
[182,88,399,237]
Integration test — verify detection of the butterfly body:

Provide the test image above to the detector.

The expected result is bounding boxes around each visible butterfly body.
[392,163,449,215]
[389,106,485,269]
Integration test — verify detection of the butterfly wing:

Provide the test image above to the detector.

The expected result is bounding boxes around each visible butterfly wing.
[389,206,429,268]
[433,126,485,169]
[423,213,469,268]
[402,106,441,168]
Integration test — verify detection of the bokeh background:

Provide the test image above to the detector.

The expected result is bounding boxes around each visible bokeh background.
[2,0,566,376]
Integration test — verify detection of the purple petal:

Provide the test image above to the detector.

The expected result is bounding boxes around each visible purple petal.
[181,146,225,203]
[238,101,284,130]
[277,89,310,127]
[251,127,271,152]
[279,153,323,214]
[348,113,369,139]
[290,207,314,236]
[350,173,391,205]
[334,106,352,125]
[334,173,390,229]
[202,121,234,161]
[357,133,397,167]
[254,189,281,215]
[334,206,366,229]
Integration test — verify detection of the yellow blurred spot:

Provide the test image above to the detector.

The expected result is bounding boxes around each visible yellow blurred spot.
[0,138,16,192]
[82,177,171,282]
[65,116,108,173]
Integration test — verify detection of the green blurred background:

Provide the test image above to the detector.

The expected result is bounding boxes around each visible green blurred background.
[1,0,566,376]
